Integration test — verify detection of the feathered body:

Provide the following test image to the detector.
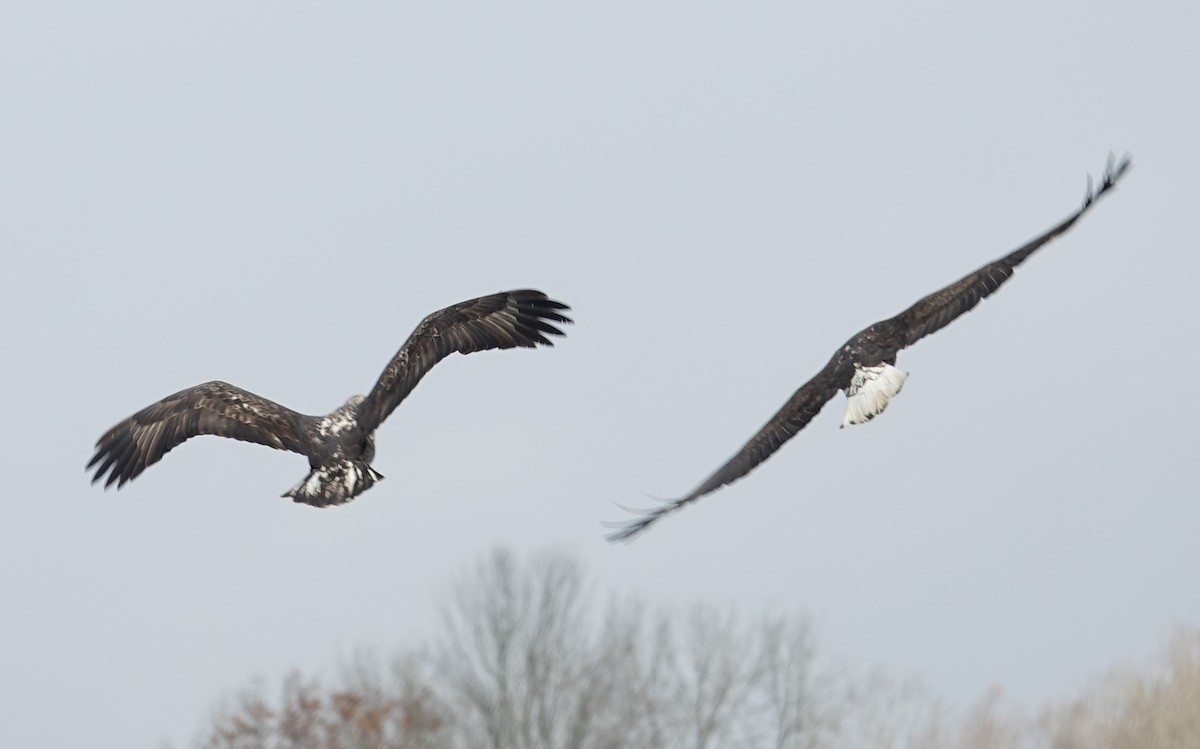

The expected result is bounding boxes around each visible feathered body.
[88,290,571,506]
[283,395,383,506]
[608,155,1131,542]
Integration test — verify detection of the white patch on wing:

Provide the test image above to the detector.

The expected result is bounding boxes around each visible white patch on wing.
[841,363,909,428]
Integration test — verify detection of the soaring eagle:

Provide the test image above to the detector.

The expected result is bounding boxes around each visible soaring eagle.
[88,289,571,506]
[608,155,1131,542]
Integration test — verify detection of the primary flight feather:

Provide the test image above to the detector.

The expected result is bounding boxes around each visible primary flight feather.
[608,155,1131,542]
[88,289,571,506]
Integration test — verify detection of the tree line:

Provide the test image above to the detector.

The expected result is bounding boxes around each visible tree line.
[193,548,1200,749]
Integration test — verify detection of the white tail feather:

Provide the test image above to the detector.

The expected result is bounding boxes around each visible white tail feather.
[284,460,384,507]
[841,364,908,428]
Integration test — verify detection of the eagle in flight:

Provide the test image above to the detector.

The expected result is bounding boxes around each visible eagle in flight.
[608,154,1131,542]
[88,289,571,506]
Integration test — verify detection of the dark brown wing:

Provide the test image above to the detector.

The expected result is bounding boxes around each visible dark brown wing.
[356,290,572,433]
[606,357,845,542]
[88,381,309,489]
[895,154,1131,347]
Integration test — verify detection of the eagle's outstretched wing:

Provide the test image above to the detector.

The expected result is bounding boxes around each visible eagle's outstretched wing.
[895,154,1131,347]
[356,289,572,434]
[88,381,308,489]
[606,358,844,542]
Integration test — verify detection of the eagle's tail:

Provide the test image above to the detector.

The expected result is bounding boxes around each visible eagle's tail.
[284,461,384,507]
[841,364,908,428]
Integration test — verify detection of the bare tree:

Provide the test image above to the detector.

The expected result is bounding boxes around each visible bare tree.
[948,686,1027,749]
[1040,627,1200,749]
[753,616,844,749]
[833,669,946,749]
[427,549,857,749]
[432,547,623,749]
[197,659,451,749]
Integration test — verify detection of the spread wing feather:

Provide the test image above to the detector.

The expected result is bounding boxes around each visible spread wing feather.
[895,153,1131,347]
[88,381,308,488]
[606,358,844,542]
[356,289,572,433]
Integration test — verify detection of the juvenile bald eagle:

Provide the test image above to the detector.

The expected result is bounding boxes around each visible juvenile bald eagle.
[608,155,1131,542]
[88,289,571,506]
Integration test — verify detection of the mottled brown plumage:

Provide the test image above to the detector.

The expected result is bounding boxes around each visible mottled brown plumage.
[608,155,1131,542]
[88,289,571,505]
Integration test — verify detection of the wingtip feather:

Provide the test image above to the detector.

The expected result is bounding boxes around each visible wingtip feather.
[604,496,691,543]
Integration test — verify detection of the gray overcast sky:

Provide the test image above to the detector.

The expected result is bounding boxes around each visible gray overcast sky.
[3,2,1197,746]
